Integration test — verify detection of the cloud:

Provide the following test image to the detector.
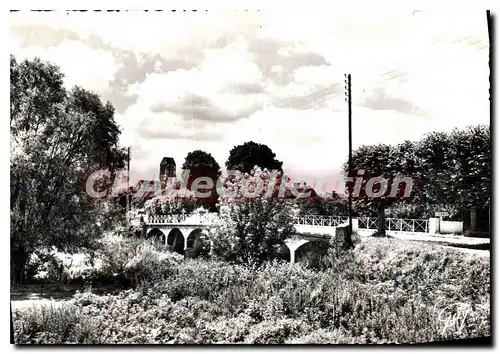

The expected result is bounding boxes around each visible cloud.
[247,37,330,85]
[9,10,490,189]
[124,37,270,125]
[360,88,428,117]
[266,65,343,110]
[103,51,200,113]
[151,92,265,123]
[10,37,120,94]
[135,110,225,142]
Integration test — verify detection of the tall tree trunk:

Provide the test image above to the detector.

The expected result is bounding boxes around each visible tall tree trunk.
[10,302,14,344]
[470,206,478,232]
[345,229,353,248]
[140,219,147,239]
[377,205,386,236]
[11,246,29,285]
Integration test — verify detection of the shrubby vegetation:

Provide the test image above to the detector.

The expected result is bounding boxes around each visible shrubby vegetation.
[206,168,300,264]
[13,236,490,344]
[23,234,183,290]
[144,191,196,216]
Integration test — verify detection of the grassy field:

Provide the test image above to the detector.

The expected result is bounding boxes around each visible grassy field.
[12,236,490,344]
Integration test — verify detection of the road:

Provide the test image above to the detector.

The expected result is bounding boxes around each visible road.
[357,230,490,257]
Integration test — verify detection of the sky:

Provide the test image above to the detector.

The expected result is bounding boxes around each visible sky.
[9,10,490,194]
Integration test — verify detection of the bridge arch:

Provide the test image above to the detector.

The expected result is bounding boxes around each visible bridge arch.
[186,228,204,248]
[270,242,291,262]
[167,228,185,255]
[295,239,331,269]
[185,228,208,258]
[146,228,166,244]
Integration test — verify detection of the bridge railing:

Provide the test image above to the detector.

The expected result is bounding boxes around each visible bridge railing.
[142,213,219,225]
[358,217,429,233]
[131,213,352,228]
[293,215,349,227]
[133,212,429,234]
[134,213,351,228]
[147,214,188,224]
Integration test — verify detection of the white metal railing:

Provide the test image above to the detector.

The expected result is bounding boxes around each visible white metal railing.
[133,213,436,233]
[133,213,350,228]
[148,214,187,224]
[358,217,429,233]
[132,213,429,233]
[293,215,349,227]
[137,213,220,225]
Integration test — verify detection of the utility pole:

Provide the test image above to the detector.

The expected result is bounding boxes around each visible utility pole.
[126,146,131,225]
[487,10,492,235]
[345,73,353,239]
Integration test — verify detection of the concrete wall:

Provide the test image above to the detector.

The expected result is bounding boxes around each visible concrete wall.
[428,218,440,234]
[294,224,336,235]
[352,218,359,232]
[440,220,463,234]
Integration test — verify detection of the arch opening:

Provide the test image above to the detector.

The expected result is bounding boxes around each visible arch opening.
[269,242,291,262]
[146,228,166,244]
[185,228,209,259]
[167,228,185,255]
[295,240,331,269]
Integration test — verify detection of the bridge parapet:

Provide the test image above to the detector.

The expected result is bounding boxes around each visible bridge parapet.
[294,215,349,227]
[133,213,219,226]
[133,213,351,230]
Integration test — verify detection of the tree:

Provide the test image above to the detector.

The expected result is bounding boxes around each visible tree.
[206,168,299,264]
[10,56,126,284]
[344,143,416,236]
[345,126,491,235]
[414,131,456,216]
[182,150,221,173]
[298,191,348,216]
[413,126,490,232]
[225,141,283,173]
[448,125,491,232]
[182,150,221,211]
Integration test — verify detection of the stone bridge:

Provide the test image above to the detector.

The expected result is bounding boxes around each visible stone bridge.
[130,213,351,264]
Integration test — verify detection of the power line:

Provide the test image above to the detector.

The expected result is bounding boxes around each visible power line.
[274,84,341,110]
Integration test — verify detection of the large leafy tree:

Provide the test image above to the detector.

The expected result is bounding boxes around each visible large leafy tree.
[412,126,490,231]
[345,144,391,236]
[347,126,491,234]
[10,56,127,284]
[448,125,491,232]
[345,142,417,236]
[182,150,221,211]
[182,150,221,173]
[225,141,283,173]
[413,131,456,215]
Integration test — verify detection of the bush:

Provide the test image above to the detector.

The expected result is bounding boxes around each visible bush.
[13,237,490,344]
[208,168,299,264]
[89,234,183,288]
[24,251,98,286]
[13,304,91,344]
[143,191,196,216]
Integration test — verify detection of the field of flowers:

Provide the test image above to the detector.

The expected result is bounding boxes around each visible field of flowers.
[13,236,490,344]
